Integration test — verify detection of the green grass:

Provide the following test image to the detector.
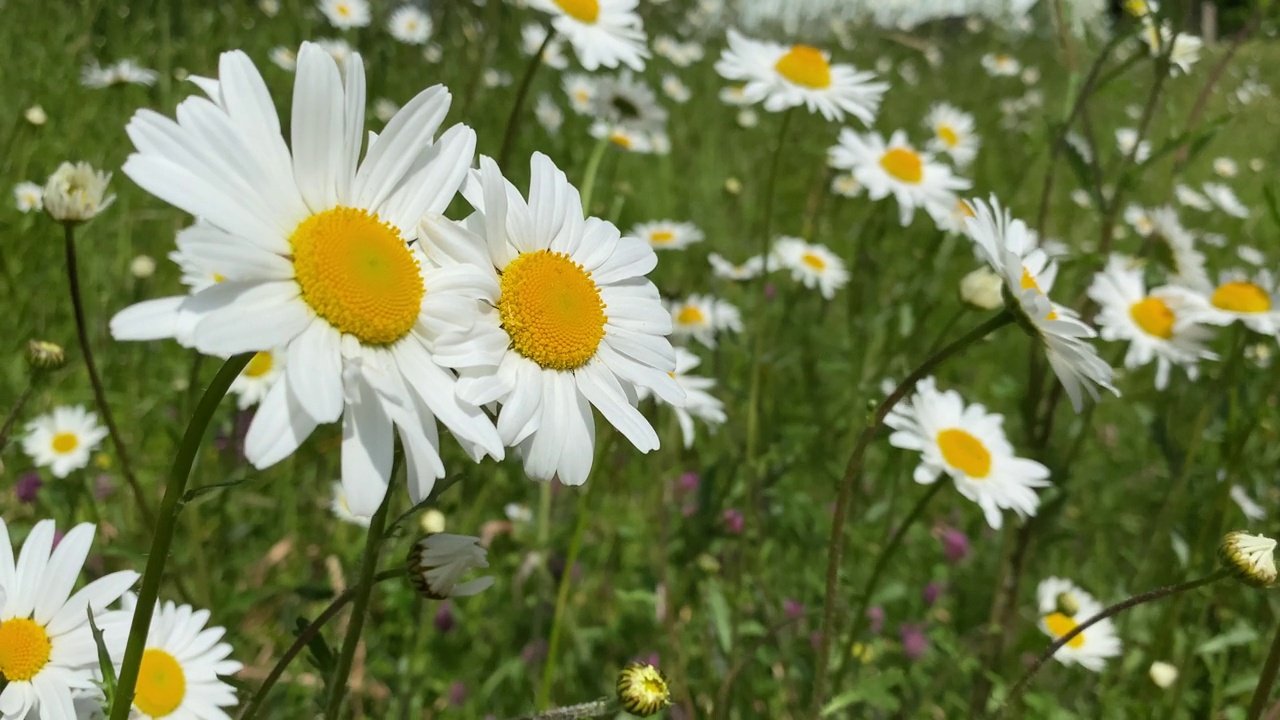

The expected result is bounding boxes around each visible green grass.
[3,0,1280,717]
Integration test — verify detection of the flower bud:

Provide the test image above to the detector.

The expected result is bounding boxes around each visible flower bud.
[960,266,1003,310]
[406,533,494,600]
[616,663,671,717]
[27,340,66,370]
[1220,531,1277,588]
[43,162,115,224]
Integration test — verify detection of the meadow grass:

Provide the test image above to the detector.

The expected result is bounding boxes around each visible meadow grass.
[2,0,1280,718]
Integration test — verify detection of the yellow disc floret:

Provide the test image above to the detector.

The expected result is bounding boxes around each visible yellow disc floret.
[938,125,960,147]
[880,148,924,184]
[290,207,423,346]
[134,648,187,718]
[1043,612,1087,648]
[775,45,832,89]
[676,305,706,326]
[937,428,992,479]
[498,250,607,371]
[1129,297,1176,339]
[1211,281,1271,314]
[243,351,275,378]
[554,0,600,23]
[801,252,827,271]
[51,432,80,454]
[0,618,52,682]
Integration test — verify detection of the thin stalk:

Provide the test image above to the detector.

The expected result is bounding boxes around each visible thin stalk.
[63,223,154,526]
[108,353,252,720]
[237,569,405,720]
[578,135,611,215]
[1247,618,1280,720]
[999,569,1229,716]
[506,698,615,720]
[322,468,398,720]
[810,311,1014,716]
[0,379,36,451]
[497,28,554,169]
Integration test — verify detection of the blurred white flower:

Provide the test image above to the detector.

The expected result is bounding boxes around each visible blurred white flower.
[389,5,433,45]
[319,0,370,29]
[13,181,43,213]
[43,161,115,223]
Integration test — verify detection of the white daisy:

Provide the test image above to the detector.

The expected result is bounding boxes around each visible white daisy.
[661,73,691,103]
[714,29,887,124]
[583,71,667,142]
[829,129,970,226]
[1169,269,1280,336]
[1213,157,1238,178]
[13,181,43,213]
[630,220,703,251]
[388,5,432,45]
[718,84,752,106]
[589,121,657,154]
[563,73,597,114]
[21,406,108,479]
[1087,255,1217,390]
[269,46,297,71]
[1201,182,1249,219]
[421,153,683,486]
[109,43,504,515]
[830,173,862,198]
[924,103,980,166]
[330,482,372,527]
[981,53,1021,77]
[1035,577,1122,671]
[668,294,743,348]
[1140,19,1202,74]
[771,236,849,299]
[1123,205,1155,237]
[963,196,1118,411]
[318,0,370,29]
[1147,206,1211,291]
[1174,183,1213,211]
[1116,128,1151,163]
[885,377,1051,529]
[407,534,494,599]
[521,23,568,70]
[228,350,284,409]
[80,59,159,88]
[708,252,766,281]
[528,0,649,72]
[0,520,140,719]
[641,347,725,448]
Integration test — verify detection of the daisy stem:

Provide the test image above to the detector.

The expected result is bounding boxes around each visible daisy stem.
[811,310,1013,717]
[108,353,252,720]
[497,28,554,170]
[1247,615,1280,720]
[323,464,398,720]
[998,568,1229,717]
[578,135,612,215]
[63,222,155,527]
[506,697,616,720]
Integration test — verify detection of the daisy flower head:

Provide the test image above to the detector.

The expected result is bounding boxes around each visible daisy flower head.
[388,5,433,45]
[829,129,970,227]
[421,153,684,486]
[981,53,1021,76]
[21,405,108,478]
[630,220,703,251]
[830,173,862,198]
[885,377,1051,529]
[109,43,504,516]
[1123,204,1155,236]
[0,519,140,718]
[668,294,743,348]
[528,0,649,71]
[521,23,569,70]
[407,533,494,599]
[13,181,43,213]
[1035,577,1122,671]
[714,29,887,124]
[43,161,115,224]
[319,0,370,29]
[330,481,372,527]
[708,252,766,281]
[771,236,849,299]
[1087,255,1217,390]
[1140,20,1202,74]
[228,349,284,409]
[1146,206,1211,291]
[1214,157,1239,178]
[1171,269,1280,336]
[638,347,725,449]
[924,103,980,166]
[585,71,667,141]
[963,196,1118,411]
[563,73,597,114]
[661,73,691,103]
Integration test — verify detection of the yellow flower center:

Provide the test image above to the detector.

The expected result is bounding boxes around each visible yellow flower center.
[957,199,975,217]
[610,131,633,150]
[880,148,924,184]
[1043,612,1086,648]
[554,0,600,23]
[336,2,350,16]
[498,250,607,371]
[801,252,827,271]
[1019,268,1059,320]
[51,432,80,454]
[212,273,226,283]
[0,618,52,682]
[936,428,992,478]
[1129,296,1176,339]
[775,45,832,89]
[134,648,186,718]
[938,125,960,147]
[650,230,675,245]
[289,207,423,346]
[243,351,275,378]
[676,305,707,326]
[1211,281,1271,314]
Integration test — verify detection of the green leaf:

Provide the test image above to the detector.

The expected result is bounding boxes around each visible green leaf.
[88,608,117,709]
[1196,623,1258,655]
[821,668,905,715]
[183,476,250,502]
[705,580,734,654]
[296,616,336,675]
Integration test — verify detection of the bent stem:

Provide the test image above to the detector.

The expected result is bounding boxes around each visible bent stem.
[810,310,1013,717]
[108,353,252,720]
[1247,618,1280,720]
[63,223,154,526]
[999,569,1229,716]
[497,27,554,169]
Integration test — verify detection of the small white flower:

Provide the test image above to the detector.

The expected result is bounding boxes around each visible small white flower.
[708,252,766,281]
[1115,128,1150,163]
[43,161,115,223]
[771,237,849,299]
[21,406,109,478]
[981,53,1021,77]
[830,173,862,198]
[228,350,284,410]
[661,73,691,103]
[130,254,157,279]
[1035,577,1122,671]
[630,220,703,251]
[13,181,43,213]
[1149,661,1179,689]
[1213,157,1238,178]
[319,0,370,29]
[668,294,743,348]
[269,46,297,71]
[639,348,726,448]
[24,105,47,126]
[408,534,495,599]
[1220,532,1277,588]
[1201,182,1249,218]
[535,93,564,133]
[1174,183,1212,211]
[373,97,400,123]
[388,5,432,45]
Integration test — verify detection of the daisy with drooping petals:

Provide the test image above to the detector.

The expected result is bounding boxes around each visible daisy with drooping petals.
[630,220,703,251]
[407,534,494,599]
[421,153,683,486]
[528,0,649,72]
[886,377,1051,530]
[388,5,432,45]
[714,29,887,124]
[771,237,849,299]
[829,130,970,226]
[1035,577,1122,671]
[109,43,504,515]
[0,520,140,720]
[21,405,108,479]
[963,196,1118,411]
[924,103,980,166]
[228,350,285,409]
[1169,269,1280,336]
[668,295,743,348]
[708,252,767,281]
[1087,255,1217,390]
[639,348,726,448]
[319,0,370,29]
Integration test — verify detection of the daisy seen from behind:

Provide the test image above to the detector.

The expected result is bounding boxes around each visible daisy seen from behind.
[630,220,703,250]
[421,153,684,486]
[924,103,980,166]
[885,377,1051,529]
[668,294,743,348]
[963,196,1118,411]
[715,29,887,124]
[0,519,140,720]
[108,43,504,515]
[528,0,649,71]
[21,405,108,479]
[1035,577,1122,671]
[829,130,970,226]
[771,237,849,299]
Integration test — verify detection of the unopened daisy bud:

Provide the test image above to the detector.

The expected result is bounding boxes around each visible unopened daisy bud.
[616,663,671,717]
[129,254,156,279]
[723,177,742,195]
[1054,591,1080,617]
[27,340,66,370]
[960,266,1003,310]
[24,105,47,126]
[43,161,115,224]
[1149,661,1178,688]
[407,533,495,600]
[420,507,446,534]
[1220,532,1277,588]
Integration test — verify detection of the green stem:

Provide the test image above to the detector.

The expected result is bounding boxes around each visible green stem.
[0,378,36,452]
[108,353,252,720]
[810,311,1014,716]
[1247,617,1280,720]
[64,222,154,526]
[507,698,616,720]
[497,28,554,169]
[323,465,398,720]
[578,135,611,215]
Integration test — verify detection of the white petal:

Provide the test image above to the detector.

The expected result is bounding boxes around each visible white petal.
[287,319,344,423]
[291,43,346,212]
[244,373,320,468]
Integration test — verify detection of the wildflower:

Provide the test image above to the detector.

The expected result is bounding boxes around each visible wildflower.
[1147,207,1211,291]
[130,254,156,279]
[771,237,849,298]
[653,348,726,448]
[829,130,969,226]
[80,59,159,88]
[960,266,1003,310]
[12,181,43,213]
[668,295,742,348]
[24,105,47,126]
[529,0,649,71]
[616,663,671,717]
[1115,128,1151,163]
[708,252,766,281]
[15,473,42,503]
[1220,531,1277,588]
[521,24,569,71]
[1213,157,1238,178]
[900,623,929,660]
[318,0,370,29]
[407,534,495,599]
[26,340,66,370]
[630,220,703,250]
[1140,20,1202,74]
[940,527,970,564]
[42,162,115,223]
[21,406,108,478]
[1035,577,1122,671]
[1169,269,1280,336]
[924,103,979,166]
[661,73,691,103]
[1201,182,1249,219]
[981,53,1021,76]
[1149,661,1178,688]
[831,173,862,198]
[269,46,297,71]
[388,5,432,45]
[1174,183,1212,211]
